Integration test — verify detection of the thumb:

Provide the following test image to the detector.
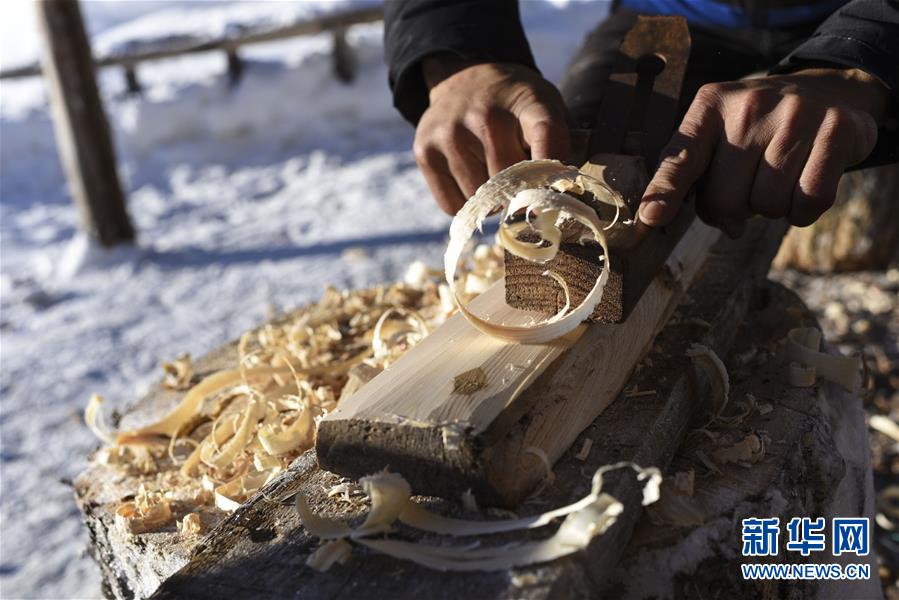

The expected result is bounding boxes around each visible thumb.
[639,97,721,227]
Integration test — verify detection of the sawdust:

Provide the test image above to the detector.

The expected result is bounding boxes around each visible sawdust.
[83,246,505,533]
[162,353,194,390]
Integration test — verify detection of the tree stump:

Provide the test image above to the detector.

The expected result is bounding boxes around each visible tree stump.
[75,222,876,599]
[773,163,899,273]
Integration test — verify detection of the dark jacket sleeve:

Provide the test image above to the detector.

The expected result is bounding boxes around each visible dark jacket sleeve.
[771,0,899,165]
[384,0,537,125]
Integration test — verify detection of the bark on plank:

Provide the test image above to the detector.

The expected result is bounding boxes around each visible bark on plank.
[35,0,134,246]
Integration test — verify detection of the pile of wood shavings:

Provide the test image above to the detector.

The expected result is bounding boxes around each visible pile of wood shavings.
[85,244,504,537]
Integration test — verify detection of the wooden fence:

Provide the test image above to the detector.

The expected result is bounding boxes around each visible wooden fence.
[16,1,384,247]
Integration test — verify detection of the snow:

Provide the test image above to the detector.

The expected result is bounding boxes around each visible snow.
[0,1,609,597]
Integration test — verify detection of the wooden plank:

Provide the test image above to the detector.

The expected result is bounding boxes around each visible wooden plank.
[35,0,134,246]
[145,218,791,600]
[317,203,721,505]
[3,6,383,80]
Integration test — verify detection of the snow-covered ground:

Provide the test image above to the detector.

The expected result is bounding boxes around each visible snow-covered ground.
[0,1,609,597]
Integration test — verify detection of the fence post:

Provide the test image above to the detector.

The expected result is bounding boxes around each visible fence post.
[35,0,135,246]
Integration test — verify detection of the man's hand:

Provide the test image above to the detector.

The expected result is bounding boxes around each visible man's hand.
[639,68,888,236]
[415,57,570,214]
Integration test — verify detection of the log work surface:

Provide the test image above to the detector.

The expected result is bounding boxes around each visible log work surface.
[74,216,878,599]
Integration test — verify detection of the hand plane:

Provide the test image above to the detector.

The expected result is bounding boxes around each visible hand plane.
[504,15,693,323]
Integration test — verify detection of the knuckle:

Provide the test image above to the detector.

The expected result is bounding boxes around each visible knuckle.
[820,107,851,141]
[730,91,764,139]
[527,117,565,149]
[695,83,724,107]
[466,106,489,130]
[469,106,504,139]
[529,118,555,138]
[433,122,466,151]
[824,106,850,129]
[775,96,808,136]
[412,140,441,169]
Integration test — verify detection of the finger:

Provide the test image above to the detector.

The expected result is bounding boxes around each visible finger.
[694,180,746,238]
[446,147,489,199]
[440,124,489,198]
[698,139,763,225]
[466,109,528,175]
[696,86,776,226]
[789,108,876,226]
[749,132,812,219]
[518,105,570,161]
[639,86,723,227]
[414,143,467,215]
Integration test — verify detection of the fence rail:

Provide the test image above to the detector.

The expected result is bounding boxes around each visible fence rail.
[1,6,384,80]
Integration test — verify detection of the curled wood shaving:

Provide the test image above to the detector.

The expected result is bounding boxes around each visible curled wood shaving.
[296,463,660,572]
[879,486,899,521]
[353,471,412,538]
[372,308,428,363]
[788,361,817,387]
[624,386,657,398]
[574,438,593,462]
[869,414,899,443]
[672,469,695,497]
[201,397,265,470]
[711,433,768,466]
[306,539,353,572]
[511,573,541,588]
[445,160,620,344]
[542,270,571,322]
[258,404,315,456]
[213,469,277,512]
[461,489,479,513]
[784,327,861,391]
[115,368,283,443]
[687,344,730,415]
[115,486,173,534]
[452,367,488,395]
[327,482,363,503]
[162,353,194,390]
[86,263,494,523]
[178,513,202,538]
[295,494,352,540]
[85,394,115,446]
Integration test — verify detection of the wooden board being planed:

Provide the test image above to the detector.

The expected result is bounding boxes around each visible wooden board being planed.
[317,212,722,506]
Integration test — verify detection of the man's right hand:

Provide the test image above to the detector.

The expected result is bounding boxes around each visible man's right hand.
[415,57,571,214]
